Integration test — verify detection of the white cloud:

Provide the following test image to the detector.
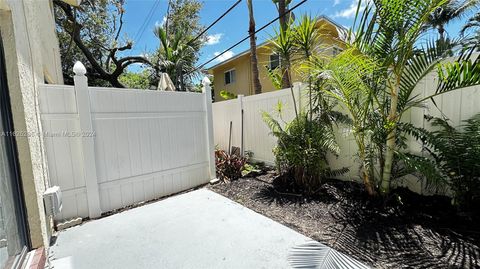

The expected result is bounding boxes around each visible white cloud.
[333,0,366,19]
[214,50,235,62]
[333,0,341,6]
[206,33,223,45]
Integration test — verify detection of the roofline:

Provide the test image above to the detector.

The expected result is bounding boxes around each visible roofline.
[206,40,271,71]
[206,15,347,71]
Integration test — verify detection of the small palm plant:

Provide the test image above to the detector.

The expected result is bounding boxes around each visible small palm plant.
[263,101,347,194]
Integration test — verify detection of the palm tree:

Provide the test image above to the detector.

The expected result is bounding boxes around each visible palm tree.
[427,0,478,42]
[294,15,321,121]
[313,0,480,196]
[272,0,293,88]
[462,12,480,33]
[365,0,480,196]
[269,24,298,116]
[247,0,262,94]
[306,49,378,195]
[462,12,480,47]
[154,26,200,91]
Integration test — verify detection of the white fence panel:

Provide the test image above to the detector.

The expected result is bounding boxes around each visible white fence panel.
[38,62,215,221]
[212,75,480,193]
[243,88,300,164]
[212,98,241,154]
[212,84,303,164]
[89,88,209,212]
[39,84,89,220]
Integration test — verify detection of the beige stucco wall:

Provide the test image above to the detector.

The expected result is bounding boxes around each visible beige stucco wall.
[210,18,345,102]
[211,54,252,101]
[0,0,63,248]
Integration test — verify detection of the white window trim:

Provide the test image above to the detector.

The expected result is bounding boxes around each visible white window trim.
[224,69,236,85]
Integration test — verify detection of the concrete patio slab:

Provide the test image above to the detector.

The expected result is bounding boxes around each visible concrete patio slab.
[50,189,310,269]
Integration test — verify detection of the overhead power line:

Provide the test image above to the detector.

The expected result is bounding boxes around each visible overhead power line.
[187,0,243,45]
[194,0,309,71]
[134,0,162,42]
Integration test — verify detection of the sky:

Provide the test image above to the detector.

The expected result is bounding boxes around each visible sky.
[120,0,470,71]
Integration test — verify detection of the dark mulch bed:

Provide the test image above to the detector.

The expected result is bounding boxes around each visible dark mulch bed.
[208,172,480,269]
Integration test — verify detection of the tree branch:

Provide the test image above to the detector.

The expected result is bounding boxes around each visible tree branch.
[53,0,152,88]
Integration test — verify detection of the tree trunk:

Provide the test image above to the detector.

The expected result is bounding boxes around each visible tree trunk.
[247,0,262,94]
[278,0,291,89]
[380,78,400,196]
[278,0,287,32]
[357,137,376,196]
[438,24,445,44]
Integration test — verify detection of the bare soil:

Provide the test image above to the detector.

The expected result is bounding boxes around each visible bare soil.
[208,172,480,269]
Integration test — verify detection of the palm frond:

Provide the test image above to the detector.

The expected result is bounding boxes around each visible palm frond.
[289,241,370,269]
[435,48,480,94]
[262,111,285,135]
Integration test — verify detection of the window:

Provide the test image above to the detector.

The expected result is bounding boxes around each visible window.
[270,54,280,70]
[224,69,235,85]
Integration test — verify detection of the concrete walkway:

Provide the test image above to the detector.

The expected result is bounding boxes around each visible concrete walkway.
[50,189,310,269]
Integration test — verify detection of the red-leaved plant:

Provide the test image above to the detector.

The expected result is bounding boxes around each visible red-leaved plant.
[215,150,247,182]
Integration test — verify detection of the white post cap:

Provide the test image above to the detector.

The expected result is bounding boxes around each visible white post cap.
[73,61,87,76]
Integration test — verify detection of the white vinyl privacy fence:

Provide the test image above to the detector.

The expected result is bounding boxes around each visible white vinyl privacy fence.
[39,62,215,221]
[212,76,480,194]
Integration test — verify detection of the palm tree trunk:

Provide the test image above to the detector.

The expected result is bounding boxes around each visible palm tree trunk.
[277,0,291,89]
[380,79,400,196]
[438,24,445,45]
[278,0,287,32]
[357,137,376,196]
[281,67,291,89]
[247,0,262,94]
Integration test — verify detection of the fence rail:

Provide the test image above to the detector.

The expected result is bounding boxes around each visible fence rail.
[39,62,215,221]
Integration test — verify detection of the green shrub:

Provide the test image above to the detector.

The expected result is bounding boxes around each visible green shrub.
[406,114,480,210]
[263,112,345,194]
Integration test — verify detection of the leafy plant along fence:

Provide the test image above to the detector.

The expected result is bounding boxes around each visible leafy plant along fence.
[212,73,480,195]
[38,62,215,221]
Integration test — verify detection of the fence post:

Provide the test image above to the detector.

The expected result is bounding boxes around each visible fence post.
[237,94,244,156]
[202,77,217,180]
[73,61,102,218]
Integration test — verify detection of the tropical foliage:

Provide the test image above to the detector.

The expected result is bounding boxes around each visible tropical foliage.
[215,149,247,182]
[263,111,341,194]
[264,0,480,199]
[151,0,205,91]
[53,0,151,87]
[219,90,237,100]
[54,0,205,90]
[306,0,480,197]
[153,26,201,91]
[427,0,478,42]
[462,11,480,47]
[119,70,151,89]
[405,115,480,210]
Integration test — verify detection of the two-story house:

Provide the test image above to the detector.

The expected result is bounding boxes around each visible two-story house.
[207,16,347,102]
